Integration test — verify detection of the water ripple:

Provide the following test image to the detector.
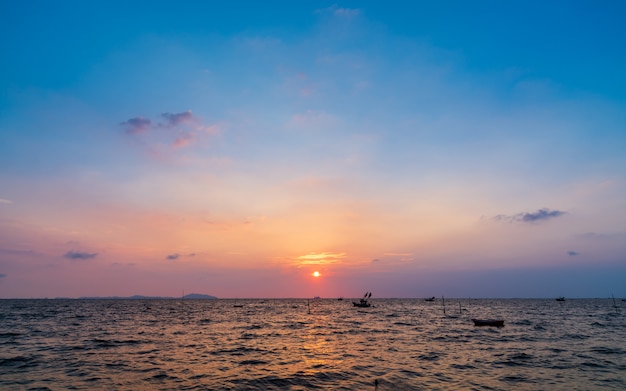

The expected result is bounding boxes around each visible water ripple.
[0,298,624,390]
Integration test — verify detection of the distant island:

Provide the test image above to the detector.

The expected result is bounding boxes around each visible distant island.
[72,293,218,300]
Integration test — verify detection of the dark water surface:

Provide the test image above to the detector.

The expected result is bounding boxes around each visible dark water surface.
[1,298,625,390]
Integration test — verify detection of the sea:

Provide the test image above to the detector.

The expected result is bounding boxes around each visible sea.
[1,298,625,390]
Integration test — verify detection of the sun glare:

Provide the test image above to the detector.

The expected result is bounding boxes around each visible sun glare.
[312,271,321,278]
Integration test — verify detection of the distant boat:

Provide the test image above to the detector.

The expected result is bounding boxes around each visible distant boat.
[337,297,344,301]
[556,297,565,302]
[353,292,372,308]
[472,318,504,327]
[424,296,435,302]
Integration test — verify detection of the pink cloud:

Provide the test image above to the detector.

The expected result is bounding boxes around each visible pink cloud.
[172,134,194,148]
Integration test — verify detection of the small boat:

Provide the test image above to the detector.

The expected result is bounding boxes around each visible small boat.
[472,318,504,327]
[556,296,565,302]
[353,292,372,308]
[424,296,436,302]
[337,297,344,301]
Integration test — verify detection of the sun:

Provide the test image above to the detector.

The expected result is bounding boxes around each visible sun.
[312,271,321,278]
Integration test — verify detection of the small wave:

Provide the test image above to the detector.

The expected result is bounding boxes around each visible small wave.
[590,346,624,355]
[496,352,534,367]
[239,359,269,365]
[564,333,588,340]
[416,352,441,361]
[86,338,145,348]
[450,363,476,370]
[0,354,40,369]
[146,371,180,381]
[501,374,532,383]
[211,346,267,356]
[580,361,604,368]
[0,332,23,338]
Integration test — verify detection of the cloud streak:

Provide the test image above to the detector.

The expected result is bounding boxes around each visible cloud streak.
[494,208,566,223]
[295,252,346,265]
[64,251,98,260]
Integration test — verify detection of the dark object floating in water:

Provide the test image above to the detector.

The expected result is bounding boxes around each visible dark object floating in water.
[424,296,435,302]
[556,297,565,301]
[472,318,504,327]
[353,292,372,307]
[337,297,344,301]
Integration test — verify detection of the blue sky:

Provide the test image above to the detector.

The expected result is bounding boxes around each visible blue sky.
[1,1,625,298]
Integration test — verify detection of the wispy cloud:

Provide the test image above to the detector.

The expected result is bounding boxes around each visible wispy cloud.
[383,252,414,257]
[567,251,579,256]
[296,252,346,265]
[0,273,6,279]
[120,117,152,134]
[172,134,195,148]
[494,208,566,223]
[166,252,197,260]
[121,110,213,152]
[577,232,624,241]
[64,251,98,260]
[289,110,335,128]
[0,198,13,204]
[161,111,195,127]
[297,252,346,260]
[317,5,361,17]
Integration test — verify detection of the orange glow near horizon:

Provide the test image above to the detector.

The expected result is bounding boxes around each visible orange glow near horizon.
[312,271,321,278]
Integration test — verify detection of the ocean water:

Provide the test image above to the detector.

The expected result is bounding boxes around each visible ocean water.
[1,298,625,390]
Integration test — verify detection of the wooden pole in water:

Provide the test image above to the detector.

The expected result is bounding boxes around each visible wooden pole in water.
[442,296,446,315]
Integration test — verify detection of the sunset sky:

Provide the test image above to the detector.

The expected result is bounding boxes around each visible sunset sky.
[1,1,625,299]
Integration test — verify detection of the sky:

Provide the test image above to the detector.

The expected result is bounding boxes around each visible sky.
[1,1,625,299]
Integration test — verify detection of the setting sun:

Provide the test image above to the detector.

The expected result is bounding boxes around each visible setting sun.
[312,271,321,278]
